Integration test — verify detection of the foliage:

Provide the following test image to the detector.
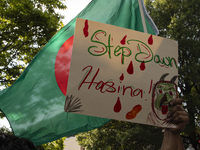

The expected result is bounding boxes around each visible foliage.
[145,0,200,149]
[0,111,5,118]
[0,0,66,124]
[0,0,67,149]
[76,120,163,150]
[41,137,66,150]
[0,0,66,87]
[0,125,12,134]
[76,0,200,149]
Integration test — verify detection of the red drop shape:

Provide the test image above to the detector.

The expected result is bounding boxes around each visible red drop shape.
[114,97,121,113]
[119,73,124,82]
[148,35,153,45]
[127,61,134,74]
[120,35,127,45]
[140,61,146,71]
[83,20,89,37]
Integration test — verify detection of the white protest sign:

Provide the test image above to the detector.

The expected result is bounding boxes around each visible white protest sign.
[65,18,178,128]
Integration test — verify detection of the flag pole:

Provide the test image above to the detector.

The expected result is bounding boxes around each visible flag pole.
[138,0,147,33]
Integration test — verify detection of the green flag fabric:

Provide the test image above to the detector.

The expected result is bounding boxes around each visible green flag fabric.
[0,0,158,145]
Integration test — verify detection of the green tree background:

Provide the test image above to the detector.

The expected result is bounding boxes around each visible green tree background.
[76,0,200,149]
[0,0,67,149]
[0,0,66,87]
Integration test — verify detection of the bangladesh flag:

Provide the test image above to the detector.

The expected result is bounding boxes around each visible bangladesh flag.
[0,0,158,145]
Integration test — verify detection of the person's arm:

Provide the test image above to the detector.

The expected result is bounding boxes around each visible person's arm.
[161,129,184,150]
[161,98,189,150]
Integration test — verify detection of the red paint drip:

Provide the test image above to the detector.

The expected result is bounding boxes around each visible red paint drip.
[114,97,121,113]
[119,73,124,82]
[83,20,89,37]
[127,61,134,74]
[148,35,153,45]
[140,61,146,71]
[120,35,127,45]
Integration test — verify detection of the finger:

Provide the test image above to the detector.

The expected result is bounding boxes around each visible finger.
[172,114,189,124]
[167,110,188,123]
[170,98,183,106]
[167,105,185,118]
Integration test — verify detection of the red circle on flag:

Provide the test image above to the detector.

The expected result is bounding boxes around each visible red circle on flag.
[55,35,74,96]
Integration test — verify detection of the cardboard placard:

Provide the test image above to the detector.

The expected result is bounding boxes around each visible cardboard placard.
[65,18,178,128]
